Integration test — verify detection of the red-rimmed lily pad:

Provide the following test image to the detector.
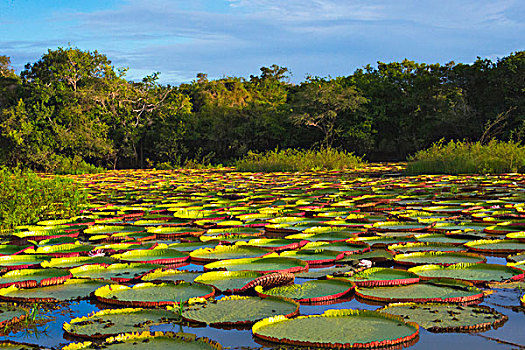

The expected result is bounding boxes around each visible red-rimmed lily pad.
[252,309,419,349]
[24,243,95,257]
[408,263,525,283]
[236,239,307,252]
[0,254,51,272]
[367,221,430,232]
[355,279,484,303]
[147,227,205,239]
[255,278,354,303]
[0,279,111,302]
[112,247,190,264]
[94,282,215,307]
[0,268,71,288]
[379,303,507,332]
[41,256,115,269]
[182,295,299,326]
[342,268,419,287]
[267,249,344,265]
[193,271,263,293]
[415,234,470,245]
[394,251,486,266]
[71,263,162,282]
[465,239,525,254]
[189,245,270,263]
[204,257,308,274]
[388,242,467,253]
[302,241,370,255]
[63,308,180,338]
[141,268,201,283]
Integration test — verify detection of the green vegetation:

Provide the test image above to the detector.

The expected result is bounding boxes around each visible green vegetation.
[0,49,523,172]
[406,139,525,174]
[236,148,364,172]
[0,168,88,230]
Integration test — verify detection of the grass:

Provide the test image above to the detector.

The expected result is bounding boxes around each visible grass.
[0,168,88,230]
[406,139,525,175]
[236,147,364,172]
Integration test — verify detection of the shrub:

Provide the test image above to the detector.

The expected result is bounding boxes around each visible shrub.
[236,148,364,172]
[406,139,525,174]
[0,168,88,230]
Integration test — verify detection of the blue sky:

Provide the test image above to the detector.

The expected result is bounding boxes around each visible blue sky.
[1,0,523,84]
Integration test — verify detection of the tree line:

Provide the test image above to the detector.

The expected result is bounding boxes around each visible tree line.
[0,48,523,171]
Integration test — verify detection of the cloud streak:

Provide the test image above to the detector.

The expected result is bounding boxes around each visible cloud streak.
[1,0,523,83]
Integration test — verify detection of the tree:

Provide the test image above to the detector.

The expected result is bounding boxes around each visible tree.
[290,76,368,148]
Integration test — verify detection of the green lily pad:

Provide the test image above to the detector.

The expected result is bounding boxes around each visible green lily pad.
[189,245,269,262]
[355,279,484,303]
[394,251,486,266]
[63,308,180,338]
[255,279,354,303]
[368,221,429,232]
[182,295,299,326]
[62,331,223,350]
[343,268,419,287]
[388,242,466,253]
[0,254,51,271]
[71,263,162,282]
[141,269,201,283]
[0,245,31,256]
[147,227,205,239]
[41,256,115,269]
[252,309,419,349]
[0,304,27,328]
[408,263,525,283]
[465,239,525,253]
[94,282,215,307]
[0,279,110,302]
[168,241,220,252]
[337,250,395,263]
[380,303,507,332]
[268,249,344,265]
[236,239,307,251]
[204,257,308,274]
[84,225,145,235]
[193,271,263,293]
[296,265,361,279]
[302,241,370,255]
[0,268,71,288]
[112,247,189,264]
[415,233,470,245]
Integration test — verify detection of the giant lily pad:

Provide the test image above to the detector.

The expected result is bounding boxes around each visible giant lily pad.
[343,268,419,287]
[0,254,51,272]
[355,279,484,303]
[0,304,27,329]
[204,257,308,274]
[94,282,215,307]
[148,227,205,239]
[255,279,354,303]
[302,241,370,255]
[71,263,162,282]
[0,268,71,288]
[189,245,270,263]
[0,279,110,302]
[236,239,307,251]
[394,251,486,266]
[268,249,344,265]
[63,308,180,338]
[415,234,470,245]
[252,309,419,349]
[465,239,525,253]
[193,271,263,293]
[112,247,189,264]
[141,268,201,283]
[182,295,299,326]
[63,331,223,350]
[388,242,466,253]
[380,303,507,332]
[408,263,525,283]
[24,243,94,257]
[41,256,115,269]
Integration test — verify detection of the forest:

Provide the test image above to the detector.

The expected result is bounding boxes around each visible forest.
[0,48,523,172]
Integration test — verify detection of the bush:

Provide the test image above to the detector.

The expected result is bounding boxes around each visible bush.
[236,148,364,172]
[406,139,525,174]
[0,168,88,230]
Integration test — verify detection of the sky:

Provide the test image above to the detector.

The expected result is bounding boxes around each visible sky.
[0,0,523,84]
